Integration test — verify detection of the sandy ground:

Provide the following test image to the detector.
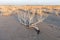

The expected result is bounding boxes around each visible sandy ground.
[0,14,60,40]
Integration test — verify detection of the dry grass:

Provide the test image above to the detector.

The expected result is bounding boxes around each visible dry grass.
[0,5,60,16]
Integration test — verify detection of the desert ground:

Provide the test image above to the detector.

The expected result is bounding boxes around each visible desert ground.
[0,12,60,40]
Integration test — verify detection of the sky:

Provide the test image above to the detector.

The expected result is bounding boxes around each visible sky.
[0,0,60,5]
